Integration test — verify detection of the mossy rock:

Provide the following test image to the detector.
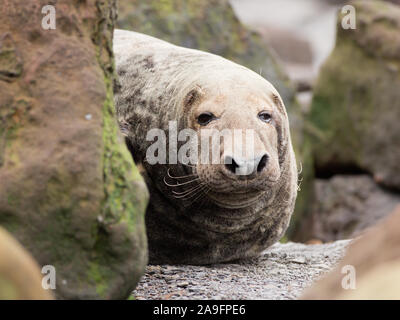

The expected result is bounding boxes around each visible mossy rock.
[308,0,400,190]
[0,0,148,299]
[116,0,313,238]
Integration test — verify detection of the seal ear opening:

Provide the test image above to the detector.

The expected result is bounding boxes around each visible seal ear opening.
[183,85,204,111]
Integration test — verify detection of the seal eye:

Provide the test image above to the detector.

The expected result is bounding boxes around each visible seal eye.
[258,111,272,123]
[197,112,215,126]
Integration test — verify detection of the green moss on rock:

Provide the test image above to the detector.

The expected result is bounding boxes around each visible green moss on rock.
[308,0,400,190]
[0,33,23,81]
[0,0,148,300]
[101,76,149,232]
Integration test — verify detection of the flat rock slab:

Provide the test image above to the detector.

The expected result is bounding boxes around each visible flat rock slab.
[133,240,350,300]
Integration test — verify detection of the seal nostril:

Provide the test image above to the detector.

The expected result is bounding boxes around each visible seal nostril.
[257,154,268,173]
[225,156,239,174]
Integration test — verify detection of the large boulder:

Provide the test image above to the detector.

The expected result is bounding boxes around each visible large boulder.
[0,227,52,299]
[0,0,148,299]
[116,0,312,238]
[293,175,400,242]
[309,0,400,190]
[302,205,400,299]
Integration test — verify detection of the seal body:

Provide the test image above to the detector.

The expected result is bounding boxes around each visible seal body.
[113,29,298,264]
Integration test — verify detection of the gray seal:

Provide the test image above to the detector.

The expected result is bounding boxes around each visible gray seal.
[113,29,298,264]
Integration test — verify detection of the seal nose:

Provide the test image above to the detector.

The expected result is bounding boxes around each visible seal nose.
[256,154,268,173]
[224,154,269,176]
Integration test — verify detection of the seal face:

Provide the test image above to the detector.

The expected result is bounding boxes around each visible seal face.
[114,29,298,264]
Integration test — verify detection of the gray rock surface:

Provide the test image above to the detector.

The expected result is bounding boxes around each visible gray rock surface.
[294,175,400,242]
[132,240,350,300]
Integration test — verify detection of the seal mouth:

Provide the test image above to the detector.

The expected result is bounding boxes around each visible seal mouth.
[199,171,281,209]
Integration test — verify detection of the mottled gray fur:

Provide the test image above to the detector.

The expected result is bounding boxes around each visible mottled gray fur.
[113,29,297,264]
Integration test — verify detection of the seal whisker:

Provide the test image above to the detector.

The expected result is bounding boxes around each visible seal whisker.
[172,183,205,196]
[297,161,303,174]
[167,168,197,180]
[297,176,303,191]
[173,183,206,199]
[187,186,211,206]
[163,176,200,187]
[194,187,212,210]
[181,162,197,168]
[183,186,208,203]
